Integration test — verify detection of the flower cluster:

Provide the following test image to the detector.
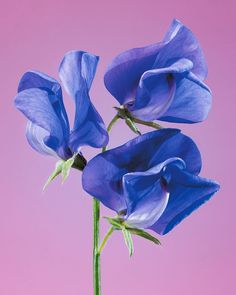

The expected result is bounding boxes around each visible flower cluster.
[15,19,219,239]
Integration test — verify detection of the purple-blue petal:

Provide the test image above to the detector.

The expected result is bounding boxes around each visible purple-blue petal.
[68,91,109,152]
[155,19,208,81]
[82,149,127,212]
[25,122,58,156]
[129,58,193,121]
[59,51,108,151]
[150,166,220,235]
[82,129,201,212]
[18,70,62,95]
[159,72,212,123]
[59,51,99,98]
[104,19,208,109]
[18,70,70,139]
[123,158,185,229]
[15,88,65,157]
[125,178,169,229]
[104,43,164,105]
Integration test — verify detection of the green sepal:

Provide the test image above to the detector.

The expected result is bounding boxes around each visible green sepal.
[126,227,161,245]
[104,216,161,250]
[122,227,134,257]
[43,160,64,191]
[62,154,76,183]
[114,106,163,131]
[125,118,141,135]
[114,107,141,135]
[104,217,123,230]
[43,155,76,190]
[114,106,128,119]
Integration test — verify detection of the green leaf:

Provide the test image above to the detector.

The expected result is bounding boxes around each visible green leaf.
[126,227,161,245]
[62,155,76,183]
[122,227,134,257]
[43,160,64,191]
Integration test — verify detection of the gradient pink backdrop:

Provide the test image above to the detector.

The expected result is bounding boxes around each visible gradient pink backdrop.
[0,0,234,294]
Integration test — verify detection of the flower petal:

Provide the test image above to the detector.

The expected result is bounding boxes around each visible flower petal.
[59,51,98,98]
[15,88,65,157]
[155,19,208,80]
[18,70,70,138]
[26,122,57,156]
[125,178,169,229]
[129,58,193,121]
[150,166,220,235]
[59,51,108,151]
[82,129,201,212]
[104,19,207,107]
[104,43,164,105]
[18,70,62,94]
[82,150,127,212]
[159,72,212,123]
[68,91,109,151]
[123,158,185,229]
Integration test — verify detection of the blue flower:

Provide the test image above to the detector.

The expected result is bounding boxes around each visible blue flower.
[15,51,108,163]
[104,19,212,123]
[82,129,219,235]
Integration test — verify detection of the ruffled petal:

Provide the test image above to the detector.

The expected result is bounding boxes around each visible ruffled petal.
[125,178,169,229]
[145,129,201,175]
[129,58,193,121]
[15,88,65,156]
[123,158,185,228]
[82,129,201,212]
[82,150,127,212]
[26,122,57,156]
[150,166,220,235]
[18,70,62,94]
[159,72,212,123]
[68,91,109,151]
[104,43,164,105]
[155,19,208,80]
[104,19,207,108]
[18,71,70,139]
[59,51,98,98]
[59,51,108,151]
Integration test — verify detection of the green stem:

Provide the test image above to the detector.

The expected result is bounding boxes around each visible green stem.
[102,114,120,152]
[93,198,101,295]
[98,226,115,254]
[93,114,120,295]
[107,114,120,133]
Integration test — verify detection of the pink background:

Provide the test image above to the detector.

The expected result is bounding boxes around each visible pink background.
[0,0,235,294]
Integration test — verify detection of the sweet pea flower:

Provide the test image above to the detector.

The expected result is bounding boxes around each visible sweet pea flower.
[82,129,219,235]
[104,19,212,123]
[15,51,108,165]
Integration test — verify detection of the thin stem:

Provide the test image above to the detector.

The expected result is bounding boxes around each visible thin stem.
[98,226,115,254]
[102,114,120,152]
[93,198,101,295]
[93,114,120,295]
[107,114,120,133]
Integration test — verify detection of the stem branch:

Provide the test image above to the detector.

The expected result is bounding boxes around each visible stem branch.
[102,114,120,152]
[98,226,115,254]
